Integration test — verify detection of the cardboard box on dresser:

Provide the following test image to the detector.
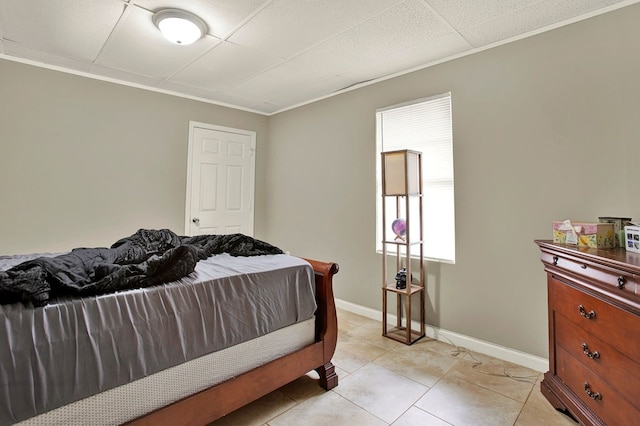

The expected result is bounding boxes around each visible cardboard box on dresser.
[553,216,635,250]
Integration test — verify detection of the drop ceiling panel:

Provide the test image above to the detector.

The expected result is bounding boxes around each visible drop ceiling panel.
[337,32,472,83]
[204,90,268,110]
[2,39,44,63]
[155,80,226,101]
[1,0,124,61]
[425,0,542,31]
[2,38,91,72]
[95,5,220,79]
[170,41,283,92]
[290,0,454,78]
[89,63,164,88]
[133,0,269,39]
[266,74,355,107]
[228,0,403,58]
[459,0,626,47]
[225,59,329,101]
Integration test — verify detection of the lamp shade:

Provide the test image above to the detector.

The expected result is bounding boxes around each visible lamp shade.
[382,150,421,195]
[153,9,207,45]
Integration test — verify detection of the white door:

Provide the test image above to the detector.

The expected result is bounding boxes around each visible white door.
[185,122,255,236]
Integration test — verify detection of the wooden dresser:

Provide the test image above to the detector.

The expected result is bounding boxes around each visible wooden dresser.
[535,241,640,425]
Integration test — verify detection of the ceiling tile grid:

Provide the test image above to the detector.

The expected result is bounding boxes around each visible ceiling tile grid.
[0,0,638,114]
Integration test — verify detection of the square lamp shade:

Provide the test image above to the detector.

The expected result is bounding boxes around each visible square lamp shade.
[382,150,421,195]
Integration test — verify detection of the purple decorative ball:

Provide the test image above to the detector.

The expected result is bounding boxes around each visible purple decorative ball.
[391,218,407,238]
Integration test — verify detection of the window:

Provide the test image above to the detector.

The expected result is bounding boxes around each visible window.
[376,93,455,263]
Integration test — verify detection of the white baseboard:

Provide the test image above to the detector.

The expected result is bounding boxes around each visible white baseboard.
[335,298,549,373]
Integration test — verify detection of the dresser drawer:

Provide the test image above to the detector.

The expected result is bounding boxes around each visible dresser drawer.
[542,250,640,297]
[556,346,638,426]
[555,312,640,409]
[550,277,640,356]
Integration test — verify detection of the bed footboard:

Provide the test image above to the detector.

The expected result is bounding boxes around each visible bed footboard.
[303,258,339,391]
[128,257,339,426]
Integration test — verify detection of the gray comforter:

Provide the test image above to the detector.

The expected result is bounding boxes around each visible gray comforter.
[0,229,283,306]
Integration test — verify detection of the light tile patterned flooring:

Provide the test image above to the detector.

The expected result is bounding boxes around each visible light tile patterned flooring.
[211,309,577,426]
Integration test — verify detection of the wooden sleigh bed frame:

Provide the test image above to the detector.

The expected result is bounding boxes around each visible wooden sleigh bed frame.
[125,258,339,426]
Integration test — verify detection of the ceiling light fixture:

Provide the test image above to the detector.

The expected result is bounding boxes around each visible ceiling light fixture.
[153,9,207,45]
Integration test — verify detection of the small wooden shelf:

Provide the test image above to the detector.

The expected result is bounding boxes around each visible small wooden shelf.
[380,149,426,345]
[381,240,424,245]
[384,284,423,295]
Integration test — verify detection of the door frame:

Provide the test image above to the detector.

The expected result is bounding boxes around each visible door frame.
[185,121,256,235]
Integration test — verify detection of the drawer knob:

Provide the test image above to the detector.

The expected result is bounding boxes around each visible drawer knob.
[617,276,626,289]
[582,343,600,359]
[580,263,587,269]
[578,305,596,320]
[584,382,602,400]
[552,255,559,265]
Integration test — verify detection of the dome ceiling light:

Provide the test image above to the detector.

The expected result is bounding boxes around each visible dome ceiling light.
[153,9,207,45]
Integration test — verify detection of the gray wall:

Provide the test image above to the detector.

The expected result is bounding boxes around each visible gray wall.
[263,4,640,358]
[1,4,639,359]
[0,60,269,254]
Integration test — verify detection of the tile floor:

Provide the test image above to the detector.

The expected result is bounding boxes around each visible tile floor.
[211,310,577,426]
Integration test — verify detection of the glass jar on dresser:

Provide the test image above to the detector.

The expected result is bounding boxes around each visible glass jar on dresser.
[536,240,640,426]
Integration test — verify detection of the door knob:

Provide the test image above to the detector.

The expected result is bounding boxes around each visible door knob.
[192,218,200,225]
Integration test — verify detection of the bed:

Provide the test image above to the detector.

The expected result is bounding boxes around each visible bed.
[0,231,339,425]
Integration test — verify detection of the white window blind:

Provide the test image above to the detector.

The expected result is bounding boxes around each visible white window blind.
[376,93,455,263]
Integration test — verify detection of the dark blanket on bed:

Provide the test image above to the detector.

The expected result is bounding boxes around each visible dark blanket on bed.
[0,229,283,307]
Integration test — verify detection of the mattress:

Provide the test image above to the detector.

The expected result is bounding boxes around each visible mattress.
[0,252,316,425]
[17,318,316,425]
